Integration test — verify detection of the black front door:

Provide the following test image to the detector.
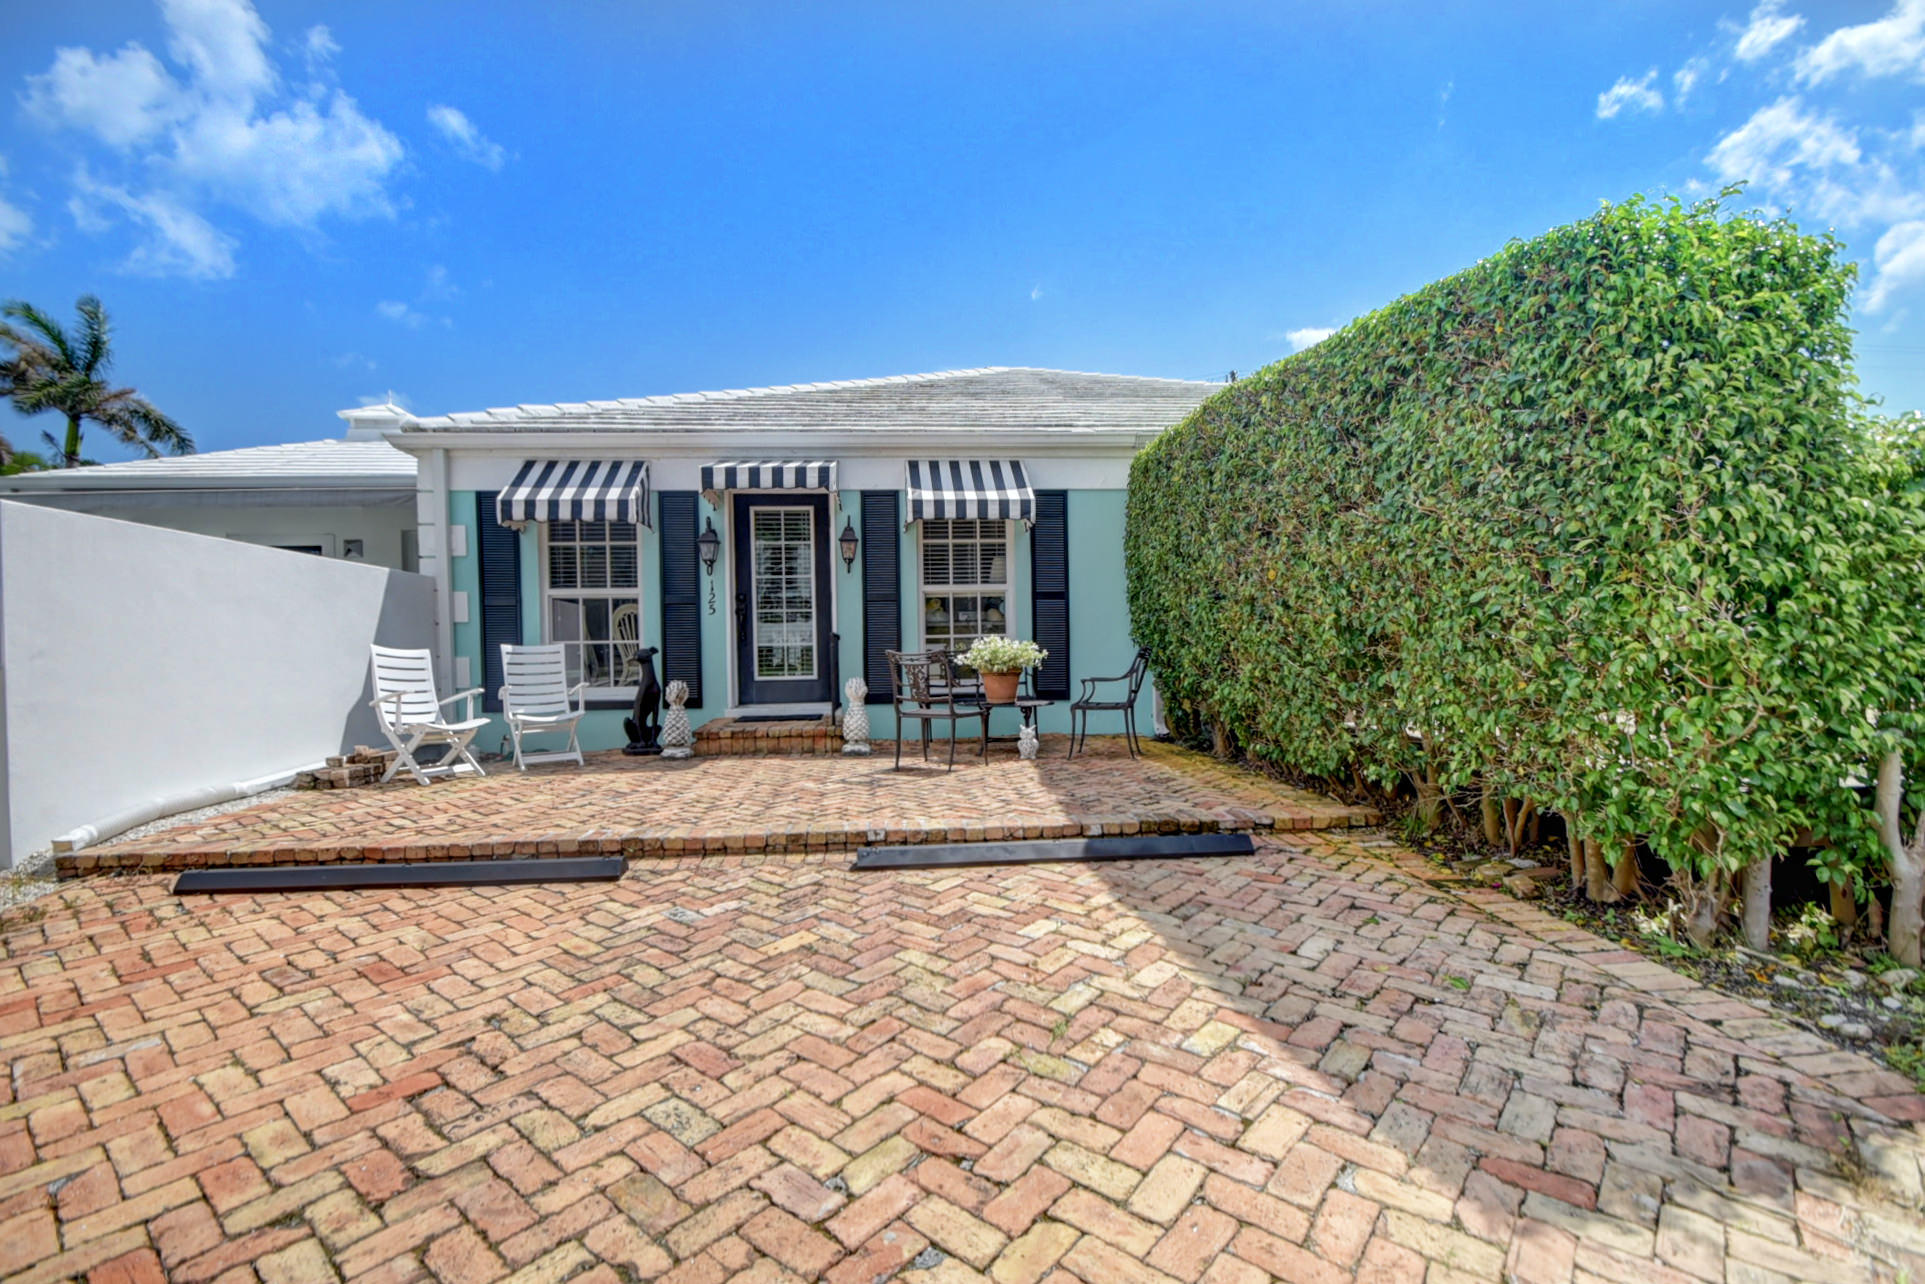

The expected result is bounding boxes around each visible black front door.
[732,493,833,706]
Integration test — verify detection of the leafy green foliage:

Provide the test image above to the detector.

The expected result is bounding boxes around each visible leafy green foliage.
[0,294,192,467]
[1128,194,1925,885]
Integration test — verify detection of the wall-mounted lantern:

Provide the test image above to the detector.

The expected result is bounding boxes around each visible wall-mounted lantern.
[696,517,721,575]
[839,517,860,571]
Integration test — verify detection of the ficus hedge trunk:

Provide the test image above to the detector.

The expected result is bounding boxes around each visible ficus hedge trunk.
[1876,750,1925,968]
[1740,857,1771,952]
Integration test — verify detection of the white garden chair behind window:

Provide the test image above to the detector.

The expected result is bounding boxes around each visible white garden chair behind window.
[612,603,642,687]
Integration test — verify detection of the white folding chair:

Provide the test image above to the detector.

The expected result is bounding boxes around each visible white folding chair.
[368,645,489,785]
[500,643,588,770]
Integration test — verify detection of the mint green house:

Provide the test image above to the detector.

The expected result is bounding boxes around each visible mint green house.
[369,367,1216,753]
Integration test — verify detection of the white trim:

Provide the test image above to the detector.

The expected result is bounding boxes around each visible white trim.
[421,448,454,692]
[395,429,1153,455]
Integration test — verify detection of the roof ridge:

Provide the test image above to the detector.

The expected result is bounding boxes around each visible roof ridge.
[447,368,1013,423]
[996,366,1223,386]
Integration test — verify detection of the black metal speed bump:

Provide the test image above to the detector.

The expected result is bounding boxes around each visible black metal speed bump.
[173,857,625,894]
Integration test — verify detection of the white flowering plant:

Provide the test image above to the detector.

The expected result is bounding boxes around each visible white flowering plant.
[958,635,1047,675]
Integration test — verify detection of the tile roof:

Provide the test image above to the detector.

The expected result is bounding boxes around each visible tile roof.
[0,439,415,490]
[402,367,1220,434]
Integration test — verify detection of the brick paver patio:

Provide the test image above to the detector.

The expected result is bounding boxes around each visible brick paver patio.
[62,740,1376,875]
[8,805,1925,1282]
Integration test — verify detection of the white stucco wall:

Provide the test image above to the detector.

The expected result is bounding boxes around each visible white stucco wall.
[0,501,435,868]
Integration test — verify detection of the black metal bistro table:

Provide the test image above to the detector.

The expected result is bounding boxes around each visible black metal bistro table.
[952,678,1055,753]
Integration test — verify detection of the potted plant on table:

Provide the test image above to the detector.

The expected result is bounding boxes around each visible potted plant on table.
[958,635,1047,704]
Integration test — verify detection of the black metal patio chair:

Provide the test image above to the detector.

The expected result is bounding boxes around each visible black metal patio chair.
[885,649,990,771]
[1068,647,1151,759]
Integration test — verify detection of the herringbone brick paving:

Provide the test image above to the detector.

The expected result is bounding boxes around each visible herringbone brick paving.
[7,827,1925,1281]
[64,740,1376,875]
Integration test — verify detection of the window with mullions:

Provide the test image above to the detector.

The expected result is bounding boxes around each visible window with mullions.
[543,519,642,690]
[920,518,1010,657]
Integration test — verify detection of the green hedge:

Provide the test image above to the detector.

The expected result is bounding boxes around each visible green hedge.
[1128,195,1925,879]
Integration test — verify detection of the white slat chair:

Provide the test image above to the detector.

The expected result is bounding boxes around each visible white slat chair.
[500,643,589,770]
[369,645,490,785]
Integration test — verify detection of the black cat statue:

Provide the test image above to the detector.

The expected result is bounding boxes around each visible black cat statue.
[622,646,663,755]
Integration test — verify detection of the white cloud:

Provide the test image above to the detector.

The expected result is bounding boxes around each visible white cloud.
[1735,0,1806,62]
[1798,0,1925,84]
[376,269,456,328]
[0,196,29,255]
[1286,327,1335,352]
[1704,96,1925,229]
[170,92,403,225]
[376,299,426,328]
[22,44,185,147]
[19,0,403,278]
[426,104,506,171]
[1596,70,1664,120]
[70,166,235,278]
[162,0,272,99]
[1673,58,1707,106]
[1867,220,1925,310]
[0,156,29,255]
[303,25,340,65]
[422,264,458,301]
[1708,97,1860,187]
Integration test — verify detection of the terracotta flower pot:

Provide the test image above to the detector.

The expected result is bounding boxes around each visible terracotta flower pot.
[981,670,1021,703]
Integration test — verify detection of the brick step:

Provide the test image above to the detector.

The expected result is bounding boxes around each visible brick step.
[56,805,1379,875]
[693,715,839,756]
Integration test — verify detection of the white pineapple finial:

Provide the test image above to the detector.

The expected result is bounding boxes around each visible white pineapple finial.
[842,678,872,755]
[661,679,693,759]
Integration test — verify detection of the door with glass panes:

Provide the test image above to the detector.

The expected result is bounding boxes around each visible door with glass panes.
[731,494,833,706]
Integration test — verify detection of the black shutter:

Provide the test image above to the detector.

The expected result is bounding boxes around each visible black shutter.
[475,492,522,713]
[658,492,704,708]
[861,490,901,703]
[1031,490,1070,699]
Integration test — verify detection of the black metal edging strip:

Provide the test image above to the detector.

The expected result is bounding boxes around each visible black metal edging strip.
[851,832,1256,871]
[174,857,626,894]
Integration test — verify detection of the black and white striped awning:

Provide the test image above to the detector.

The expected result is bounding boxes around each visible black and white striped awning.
[905,459,1035,524]
[496,459,651,528]
[700,459,838,498]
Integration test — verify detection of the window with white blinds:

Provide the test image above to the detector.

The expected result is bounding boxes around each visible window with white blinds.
[543,518,642,690]
[920,518,1010,656]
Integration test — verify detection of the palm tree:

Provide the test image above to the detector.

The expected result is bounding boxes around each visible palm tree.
[0,295,192,468]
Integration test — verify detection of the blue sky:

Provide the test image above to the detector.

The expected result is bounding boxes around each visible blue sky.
[1,0,1922,457]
